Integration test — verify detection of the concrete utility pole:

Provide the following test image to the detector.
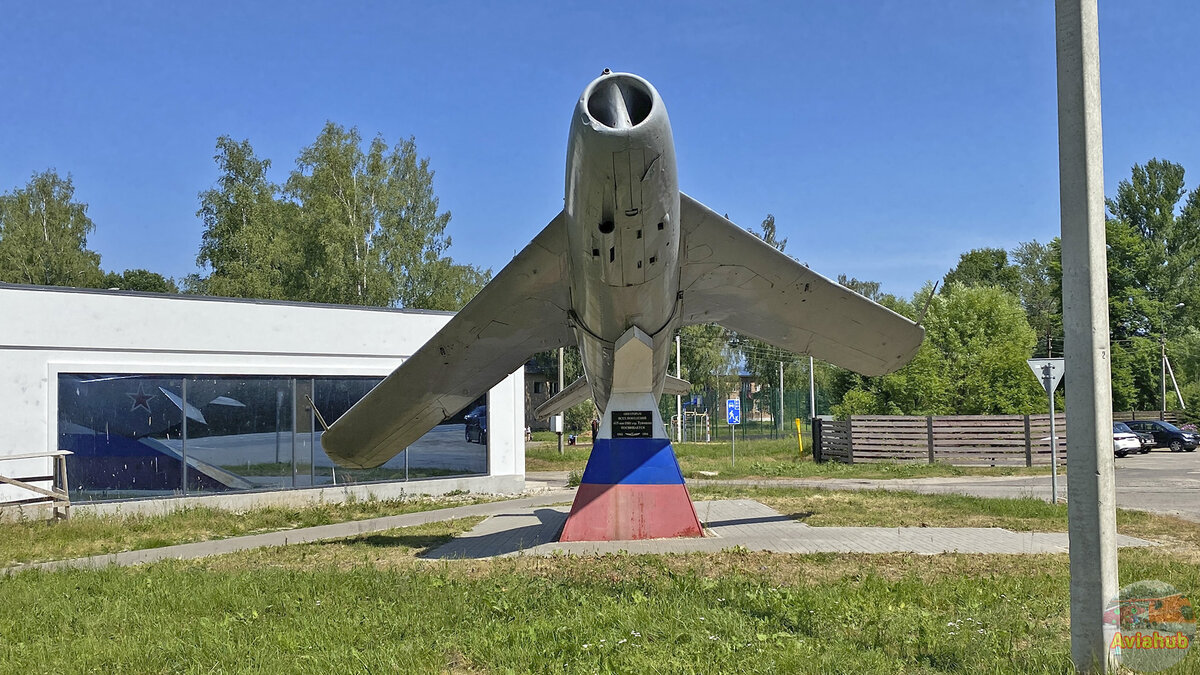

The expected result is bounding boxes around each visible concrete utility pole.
[557,347,565,454]
[1056,0,1119,671]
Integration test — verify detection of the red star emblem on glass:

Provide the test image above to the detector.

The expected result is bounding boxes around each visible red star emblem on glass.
[127,383,156,413]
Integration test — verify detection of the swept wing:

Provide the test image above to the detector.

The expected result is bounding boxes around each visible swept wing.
[678,193,924,376]
[321,213,576,468]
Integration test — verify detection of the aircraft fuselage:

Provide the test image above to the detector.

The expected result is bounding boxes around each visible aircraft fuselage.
[564,72,681,412]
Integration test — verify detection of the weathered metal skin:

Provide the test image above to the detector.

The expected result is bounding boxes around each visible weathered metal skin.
[319,70,926,474]
[564,72,680,413]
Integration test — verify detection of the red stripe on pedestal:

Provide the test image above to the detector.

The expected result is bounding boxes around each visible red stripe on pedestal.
[559,483,704,541]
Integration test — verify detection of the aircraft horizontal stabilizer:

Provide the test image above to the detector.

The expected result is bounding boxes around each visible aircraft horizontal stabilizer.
[663,375,691,396]
[536,374,690,419]
[534,376,591,420]
[321,212,576,469]
[678,193,924,376]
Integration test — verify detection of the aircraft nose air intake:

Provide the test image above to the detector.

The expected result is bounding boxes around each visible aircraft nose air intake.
[586,76,653,129]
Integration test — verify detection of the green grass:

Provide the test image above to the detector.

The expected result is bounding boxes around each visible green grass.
[4,487,1200,672]
[3,520,1199,673]
[526,437,1054,480]
[0,494,502,567]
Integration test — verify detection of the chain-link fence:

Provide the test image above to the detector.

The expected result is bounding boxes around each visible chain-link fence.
[665,385,832,442]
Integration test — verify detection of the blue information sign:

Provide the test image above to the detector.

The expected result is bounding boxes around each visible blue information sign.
[726,398,741,425]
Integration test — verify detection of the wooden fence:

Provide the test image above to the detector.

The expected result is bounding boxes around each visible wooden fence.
[0,450,71,520]
[1113,411,1181,424]
[814,411,1185,465]
[815,414,1069,466]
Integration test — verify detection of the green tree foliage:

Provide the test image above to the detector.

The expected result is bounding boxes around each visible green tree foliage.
[836,274,883,302]
[192,126,489,310]
[832,284,1042,417]
[1065,159,1200,411]
[284,122,489,309]
[941,247,1020,296]
[1104,159,1200,334]
[102,269,179,293]
[0,170,104,287]
[1010,240,1060,358]
[677,324,734,392]
[193,137,296,299]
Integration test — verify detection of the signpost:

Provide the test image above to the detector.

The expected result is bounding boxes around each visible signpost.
[1028,357,1066,502]
[727,397,741,467]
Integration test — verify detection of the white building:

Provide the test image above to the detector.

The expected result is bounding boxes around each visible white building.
[0,284,525,514]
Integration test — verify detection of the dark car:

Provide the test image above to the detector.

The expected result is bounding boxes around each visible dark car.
[1124,420,1198,452]
[1134,431,1155,453]
[464,405,487,444]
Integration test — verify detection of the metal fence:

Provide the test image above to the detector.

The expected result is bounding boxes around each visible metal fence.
[682,387,820,442]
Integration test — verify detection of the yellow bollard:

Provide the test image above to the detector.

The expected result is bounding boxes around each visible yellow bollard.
[795,418,805,456]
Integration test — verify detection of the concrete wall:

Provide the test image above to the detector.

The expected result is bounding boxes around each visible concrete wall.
[0,284,525,504]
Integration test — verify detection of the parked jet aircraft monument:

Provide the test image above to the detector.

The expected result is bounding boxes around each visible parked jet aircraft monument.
[322,70,924,541]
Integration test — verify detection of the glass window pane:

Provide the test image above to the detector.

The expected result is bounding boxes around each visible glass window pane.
[58,374,184,501]
[180,376,294,493]
[403,397,488,479]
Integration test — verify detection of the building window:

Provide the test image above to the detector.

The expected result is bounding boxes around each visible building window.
[533,381,544,394]
[57,373,488,502]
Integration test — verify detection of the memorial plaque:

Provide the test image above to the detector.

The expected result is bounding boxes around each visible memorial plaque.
[612,410,654,438]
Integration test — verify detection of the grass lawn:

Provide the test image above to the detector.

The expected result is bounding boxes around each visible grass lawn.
[3,487,1200,672]
[0,493,503,567]
[527,437,1055,480]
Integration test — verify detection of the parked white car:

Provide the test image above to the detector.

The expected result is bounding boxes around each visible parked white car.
[1113,422,1142,458]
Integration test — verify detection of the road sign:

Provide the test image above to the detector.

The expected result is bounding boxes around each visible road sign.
[1027,358,1065,394]
[726,398,741,425]
[1027,357,1065,505]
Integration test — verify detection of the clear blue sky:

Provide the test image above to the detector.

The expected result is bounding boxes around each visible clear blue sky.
[2,1,1196,299]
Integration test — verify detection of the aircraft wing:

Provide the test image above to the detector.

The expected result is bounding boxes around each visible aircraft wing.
[321,212,576,469]
[678,193,924,376]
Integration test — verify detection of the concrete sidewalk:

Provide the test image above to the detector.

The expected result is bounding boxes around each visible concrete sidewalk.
[423,499,1154,559]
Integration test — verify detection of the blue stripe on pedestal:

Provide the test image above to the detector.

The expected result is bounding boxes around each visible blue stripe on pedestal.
[579,438,686,485]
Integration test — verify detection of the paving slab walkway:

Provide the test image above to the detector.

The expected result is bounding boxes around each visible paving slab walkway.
[423,499,1155,559]
[5,492,1156,574]
[2,491,576,574]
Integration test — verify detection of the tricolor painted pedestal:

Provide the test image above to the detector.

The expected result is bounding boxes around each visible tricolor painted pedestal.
[559,326,704,541]
[559,424,703,541]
